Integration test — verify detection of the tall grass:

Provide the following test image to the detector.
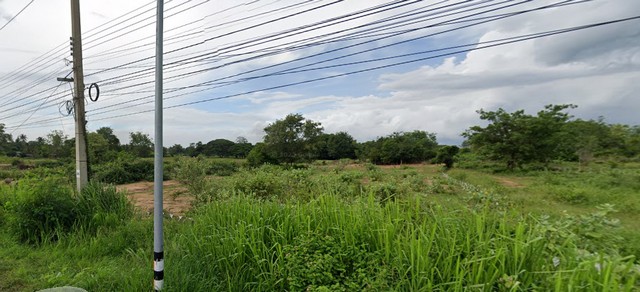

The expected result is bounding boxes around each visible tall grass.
[1,177,133,244]
[164,194,638,291]
[1,163,639,291]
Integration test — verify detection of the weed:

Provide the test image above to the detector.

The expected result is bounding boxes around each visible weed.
[6,176,76,244]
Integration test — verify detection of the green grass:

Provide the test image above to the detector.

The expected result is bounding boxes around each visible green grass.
[0,159,639,290]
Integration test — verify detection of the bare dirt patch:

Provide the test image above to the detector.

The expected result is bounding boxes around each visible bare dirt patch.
[495,177,524,188]
[377,163,425,169]
[117,180,193,216]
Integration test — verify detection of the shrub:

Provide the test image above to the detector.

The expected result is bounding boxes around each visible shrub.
[35,160,66,169]
[10,159,24,167]
[172,156,209,199]
[0,168,22,180]
[0,184,10,226]
[366,182,406,203]
[93,163,130,184]
[206,160,238,176]
[93,158,156,184]
[7,177,77,244]
[246,143,277,167]
[284,232,391,291]
[233,167,285,199]
[123,159,154,181]
[75,181,133,233]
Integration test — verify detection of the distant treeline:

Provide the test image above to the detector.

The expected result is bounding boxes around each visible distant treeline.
[1,104,638,169]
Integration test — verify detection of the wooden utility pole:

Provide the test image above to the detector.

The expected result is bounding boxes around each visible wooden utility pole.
[70,0,88,192]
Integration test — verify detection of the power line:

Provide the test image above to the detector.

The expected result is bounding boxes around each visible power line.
[83,0,346,78]
[0,0,579,122]
[73,14,640,124]
[87,0,541,100]
[0,0,36,32]
[86,0,479,92]
[9,79,66,134]
[0,0,342,118]
[91,0,418,87]
[3,0,627,131]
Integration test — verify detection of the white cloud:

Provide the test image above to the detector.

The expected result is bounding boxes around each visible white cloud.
[3,0,640,147]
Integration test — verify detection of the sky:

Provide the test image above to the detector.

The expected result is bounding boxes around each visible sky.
[0,0,639,146]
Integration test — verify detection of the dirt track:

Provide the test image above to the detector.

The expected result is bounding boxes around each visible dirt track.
[117,180,193,215]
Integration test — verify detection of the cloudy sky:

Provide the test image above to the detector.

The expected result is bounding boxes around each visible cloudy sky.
[0,0,639,146]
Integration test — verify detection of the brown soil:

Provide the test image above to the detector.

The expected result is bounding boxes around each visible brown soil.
[495,177,524,188]
[377,163,425,169]
[117,180,193,216]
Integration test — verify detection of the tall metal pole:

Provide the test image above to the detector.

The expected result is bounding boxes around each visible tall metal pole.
[153,1,165,291]
[70,0,88,192]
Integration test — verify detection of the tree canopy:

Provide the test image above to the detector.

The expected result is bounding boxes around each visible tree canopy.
[359,131,438,164]
[128,132,153,158]
[263,113,324,164]
[463,104,576,169]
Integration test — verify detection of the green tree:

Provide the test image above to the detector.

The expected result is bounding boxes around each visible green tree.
[360,131,437,164]
[47,130,72,159]
[128,132,153,158]
[204,139,235,157]
[559,119,610,164]
[168,144,185,156]
[28,137,49,158]
[463,104,575,170]
[246,142,276,166]
[263,114,324,164]
[0,124,13,156]
[185,141,204,157]
[380,131,438,164]
[230,136,253,158]
[435,145,460,170]
[87,132,110,163]
[96,126,121,151]
[13,134,28,156]
[314,132,357,160]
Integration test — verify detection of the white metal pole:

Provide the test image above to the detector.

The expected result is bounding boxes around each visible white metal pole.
[153,0,164,291]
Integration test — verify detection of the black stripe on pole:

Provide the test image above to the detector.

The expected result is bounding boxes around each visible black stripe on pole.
[154,251,164,281]
[154,270,164,281]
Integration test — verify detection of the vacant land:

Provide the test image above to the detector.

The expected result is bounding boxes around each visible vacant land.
[0,159,639,291]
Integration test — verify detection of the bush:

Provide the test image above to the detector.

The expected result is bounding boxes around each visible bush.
[366,182,406,203]
[206,160,238,176]
[246,143,277,167]
[75,181,133,233]
[284,232,391,291]
[172,156,208,199]
[10,159,24,167]
[123,159,154,181]
[233,167,285,199]
[0,184,10,226]
[4,178,134,244]
[93,158,156,184]
[7,177,77,244]
[35,160,66,169]
[0,168,22,180]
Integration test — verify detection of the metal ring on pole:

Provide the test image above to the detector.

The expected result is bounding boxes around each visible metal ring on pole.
[88,82,100,102]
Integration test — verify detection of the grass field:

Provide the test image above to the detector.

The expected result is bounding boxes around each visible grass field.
[0,159,638,291]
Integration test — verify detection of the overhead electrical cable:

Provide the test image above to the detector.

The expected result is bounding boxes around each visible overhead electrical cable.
[87,0,537,97]
[0,0,36,32]
[79,12,636,120]
[10,14,638,130]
